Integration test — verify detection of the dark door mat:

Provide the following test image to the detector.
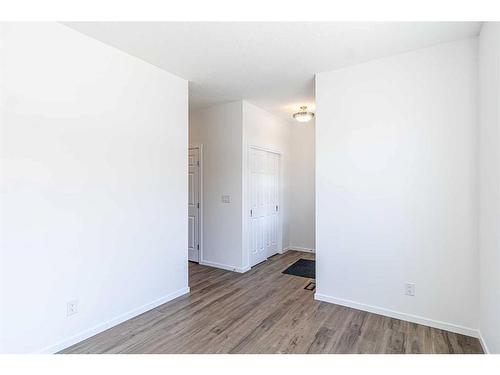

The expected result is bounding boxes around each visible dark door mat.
[282,259,315,279]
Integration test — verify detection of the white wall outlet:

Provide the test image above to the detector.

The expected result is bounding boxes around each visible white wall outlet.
[67,300,78,316]
[221,194,231,203]
[405,283,416,296]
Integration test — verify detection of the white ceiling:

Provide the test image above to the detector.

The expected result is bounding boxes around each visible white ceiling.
[64,22,482,121]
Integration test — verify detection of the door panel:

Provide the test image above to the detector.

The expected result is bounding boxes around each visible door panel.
[188,148,200,262]
[249,148,280,267]
[268,153,279,255]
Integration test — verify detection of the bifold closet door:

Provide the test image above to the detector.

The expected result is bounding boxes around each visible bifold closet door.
[249,148,280,267]
[188,147,200,262]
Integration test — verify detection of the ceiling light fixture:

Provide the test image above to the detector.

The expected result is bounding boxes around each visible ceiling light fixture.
[293,106,314,123]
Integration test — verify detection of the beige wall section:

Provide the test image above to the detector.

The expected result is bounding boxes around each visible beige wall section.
[189,101,244,271]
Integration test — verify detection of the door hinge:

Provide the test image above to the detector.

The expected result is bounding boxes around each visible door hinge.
[197,202,200,209]
[197,244,199,250]
[197,160,200,167]
[250,209,253,217]
[276,205,279,212]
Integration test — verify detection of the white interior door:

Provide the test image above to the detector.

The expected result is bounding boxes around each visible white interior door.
[188,148,200,262]
[267,152,279,256]
[249,148,280,267]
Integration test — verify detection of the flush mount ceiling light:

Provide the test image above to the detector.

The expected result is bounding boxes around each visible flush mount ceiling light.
[293,106,314,123]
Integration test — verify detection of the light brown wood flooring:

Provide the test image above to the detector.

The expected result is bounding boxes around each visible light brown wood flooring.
[61,251,483,354]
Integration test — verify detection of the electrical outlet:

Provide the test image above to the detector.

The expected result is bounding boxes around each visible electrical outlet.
[67,300,78,316]
[405,283,416,296]
[221,194,231,203]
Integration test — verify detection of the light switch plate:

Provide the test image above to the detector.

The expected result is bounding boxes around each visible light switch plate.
[221,195,231,203]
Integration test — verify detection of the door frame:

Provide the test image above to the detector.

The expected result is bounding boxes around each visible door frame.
[247,145,283,267]
[189,144,203,264]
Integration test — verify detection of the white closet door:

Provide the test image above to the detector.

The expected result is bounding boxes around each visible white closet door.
[188,148,200,262]
[267,152,279,256]
[249,148,280,267]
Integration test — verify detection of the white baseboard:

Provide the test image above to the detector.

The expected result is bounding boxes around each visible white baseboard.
[200,260,250,273]
[37,287,190,354]
[478,331,491,354]
[315,293,479,338]
[282,246,315,253]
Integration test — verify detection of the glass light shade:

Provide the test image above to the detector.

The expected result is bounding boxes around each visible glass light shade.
[293,106,314,122]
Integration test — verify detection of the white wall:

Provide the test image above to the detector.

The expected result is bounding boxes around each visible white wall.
[189,101,244,271]
[288,121,315,251]
[478,22,500,354]
[315,38,479,336]
[242,101,292,267]
[0,23,189,353]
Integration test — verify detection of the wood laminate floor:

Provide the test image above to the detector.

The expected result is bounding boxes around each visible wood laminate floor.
[61,251,483,354]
